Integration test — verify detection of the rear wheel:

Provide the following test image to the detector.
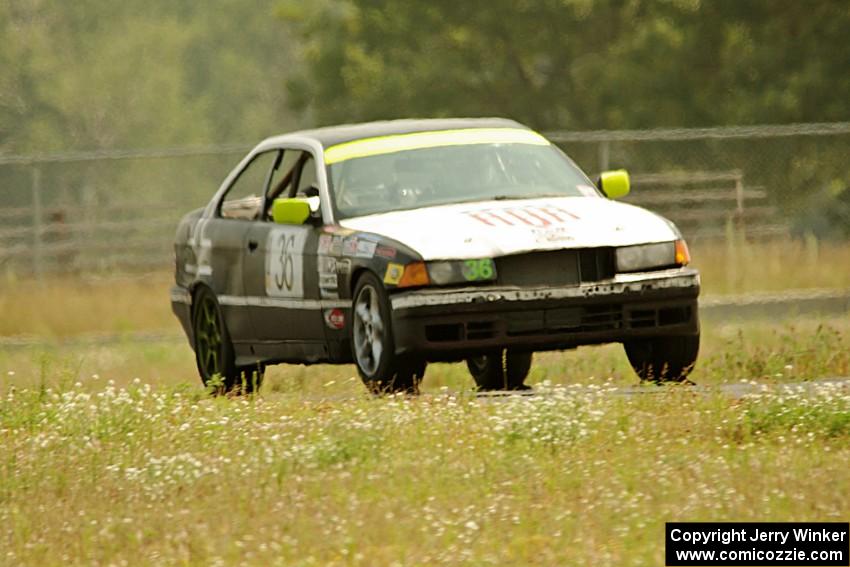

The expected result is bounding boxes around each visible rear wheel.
[192,287,263,395]
[623,333,700,383]
[466,349,533,391]
[352,272,424,394]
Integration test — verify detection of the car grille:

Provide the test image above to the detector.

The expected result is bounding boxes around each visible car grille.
[505,304,692,336]
[422,304,694,343]
[496,248,615,287]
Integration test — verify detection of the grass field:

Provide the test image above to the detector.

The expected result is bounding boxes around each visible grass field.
[1,316,849,565]
[1,239,849,565]
[1,367,848,565]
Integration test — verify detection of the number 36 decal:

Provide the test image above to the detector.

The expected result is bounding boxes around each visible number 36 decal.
[266,228,307,297]
[462,258,495,281]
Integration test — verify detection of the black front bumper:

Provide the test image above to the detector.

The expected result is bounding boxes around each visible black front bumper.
[390,268,700,361]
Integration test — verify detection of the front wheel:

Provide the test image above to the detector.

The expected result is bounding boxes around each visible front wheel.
[623,333,700,383]
[352,272,423,394]
[466,349,533,391]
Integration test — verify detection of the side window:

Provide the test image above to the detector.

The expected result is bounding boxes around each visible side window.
[264,149,321,219]
[296,155,318,197]
[266,150,302,203]
[220,151,279,220]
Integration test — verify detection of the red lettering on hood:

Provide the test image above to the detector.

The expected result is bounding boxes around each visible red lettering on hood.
[465,210,515,226]
[538,205,580,222]
[465,204,580,227]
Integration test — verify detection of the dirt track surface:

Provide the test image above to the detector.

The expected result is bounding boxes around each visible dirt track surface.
[276,377,850,405]
[473,376,850,400]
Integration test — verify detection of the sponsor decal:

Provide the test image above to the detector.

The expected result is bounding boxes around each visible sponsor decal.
[330,236,343,256]
[343,237,377,258]
[384,262,404,285]
[317,234,333,255]
[318,254,339,297]
[356,239,377,258]
[318,255,337,274]
[319,273,338,290]
[335,258,352,274]
[323,308,346,330]
[375,245,397,259]
[464,203,580,228]
[320,287,340,299]
[533,226,576,243]
[342,237,358,256]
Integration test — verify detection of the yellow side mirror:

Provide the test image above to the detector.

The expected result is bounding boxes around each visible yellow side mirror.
[597,169,630,199]
[272,198,311,225]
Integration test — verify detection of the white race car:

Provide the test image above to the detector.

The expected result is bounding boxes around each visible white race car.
[171,118,700,394]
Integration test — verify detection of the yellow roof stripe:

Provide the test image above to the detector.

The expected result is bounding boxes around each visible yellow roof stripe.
[324,127,550,165]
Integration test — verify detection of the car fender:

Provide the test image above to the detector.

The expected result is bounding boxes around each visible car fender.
[314,227,423,301]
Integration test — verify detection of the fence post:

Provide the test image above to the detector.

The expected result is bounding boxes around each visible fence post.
[734,171,744,214]
[82,183,97,270]
[724,216,737,293]
[31,167,44,282]
[733,171,745,238]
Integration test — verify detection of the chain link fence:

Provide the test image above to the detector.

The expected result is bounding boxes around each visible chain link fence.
[552,122,850,242]
[2,122,850,277]
[0,145,249,277]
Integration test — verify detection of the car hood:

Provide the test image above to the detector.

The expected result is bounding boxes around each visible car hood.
[339,196,680,260]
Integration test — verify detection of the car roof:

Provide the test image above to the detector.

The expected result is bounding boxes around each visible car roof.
[267,117,530,148]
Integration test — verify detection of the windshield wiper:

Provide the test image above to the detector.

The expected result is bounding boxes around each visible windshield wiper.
[490,193,569,201]
[449,194,566,206]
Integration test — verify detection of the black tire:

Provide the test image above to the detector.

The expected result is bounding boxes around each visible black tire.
[466,349,533,391]
[623,333,700,383]
[351,272,423,394]
[191,286,263,395]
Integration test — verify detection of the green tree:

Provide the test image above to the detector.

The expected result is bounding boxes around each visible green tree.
[0,1,304,213]
[283,0,850,129]
[0,0,301,154]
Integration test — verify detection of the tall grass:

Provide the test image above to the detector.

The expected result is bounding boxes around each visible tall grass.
[0,272,174,337]
[1,239,848,565]
[0,380,847,565]
[692,236,850,295]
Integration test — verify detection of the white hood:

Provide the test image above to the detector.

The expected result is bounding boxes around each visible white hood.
[339,197,679,260]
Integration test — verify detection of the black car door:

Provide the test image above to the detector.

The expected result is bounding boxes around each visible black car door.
[242,148,328,363]
[202,149,280,355]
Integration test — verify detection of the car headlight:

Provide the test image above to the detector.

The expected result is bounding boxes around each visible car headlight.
[427,259,497,285]
[616,241,689,272]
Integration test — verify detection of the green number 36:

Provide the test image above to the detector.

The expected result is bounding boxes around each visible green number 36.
[462,259,495,281]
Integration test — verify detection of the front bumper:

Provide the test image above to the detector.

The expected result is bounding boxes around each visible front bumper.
[390,268,700,360]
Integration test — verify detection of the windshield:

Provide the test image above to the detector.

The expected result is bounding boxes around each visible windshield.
[328,143,597,219]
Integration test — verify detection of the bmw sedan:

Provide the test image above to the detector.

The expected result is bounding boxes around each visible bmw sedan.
[170,118,700,394]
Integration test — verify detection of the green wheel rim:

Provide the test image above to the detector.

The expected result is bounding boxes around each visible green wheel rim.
[194,294,222,380]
